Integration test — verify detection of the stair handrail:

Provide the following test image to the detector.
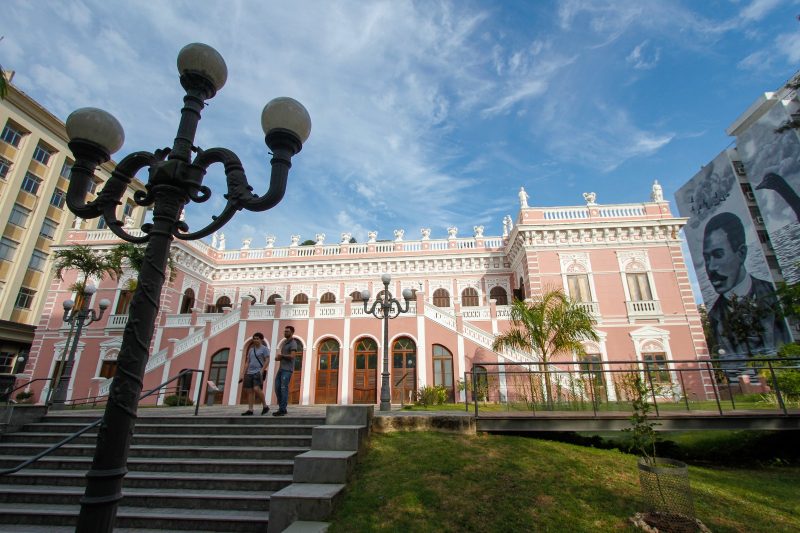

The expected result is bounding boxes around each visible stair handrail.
[2,378,54,405]
[0,368,205,476]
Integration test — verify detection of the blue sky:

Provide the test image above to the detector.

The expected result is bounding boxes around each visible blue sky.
[2,0,799,250]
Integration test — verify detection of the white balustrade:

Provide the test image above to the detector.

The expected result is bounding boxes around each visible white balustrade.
[247,250,265,259]
[145,349,168,373]
[495,306,512,319]
[625,300,662,316]
[106,314,128,329]
[316,304,344,318]
[210,308,242,335]
[281,304,309,318]
[599,206,645,217]
[98,378,112,396]
[165,315,192,327]
[483,237,504,248]
[222,251,239,259]
[429,241,449,250]
[424,306,457,330]
[350,306,367,317]
[297,247,315,256]
[577,301,600,316]
[348,244,368,254]
[248,306,275,319]
[375,243,394,253]
[461,307,491,320]
[271,248,289,257]
[543,208,589,220]
[173,330,206,357]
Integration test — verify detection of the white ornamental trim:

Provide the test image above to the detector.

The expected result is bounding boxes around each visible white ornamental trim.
[559,252,591,273]
[616,250,651,272]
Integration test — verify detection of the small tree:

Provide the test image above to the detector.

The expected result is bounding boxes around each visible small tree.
[492,288,598,404]
[53,244,122,292]
[622,369,659,465]
[720,294,767,356]
[109,242,176,290]
[776,281,800,322]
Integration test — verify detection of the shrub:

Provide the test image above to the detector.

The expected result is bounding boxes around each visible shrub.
[415,385,448,406]
[15,391,33,402]
[777,342,800,358]
[163,394,194,407]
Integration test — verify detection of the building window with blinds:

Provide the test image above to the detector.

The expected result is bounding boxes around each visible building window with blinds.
[566,274,592,302]
[626,272,653,301]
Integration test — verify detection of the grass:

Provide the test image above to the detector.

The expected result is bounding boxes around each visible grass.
[329,431,800,533]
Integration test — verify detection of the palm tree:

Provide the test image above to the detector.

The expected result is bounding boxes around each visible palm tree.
[492,288,599,405]
[53,244,123,293]
[109,242,177,290]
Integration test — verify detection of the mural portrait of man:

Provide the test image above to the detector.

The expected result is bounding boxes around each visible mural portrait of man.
[703,212,790,359]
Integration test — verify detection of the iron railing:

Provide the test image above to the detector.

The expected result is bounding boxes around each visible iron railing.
[2,378,54,405]
[0,368,205,476]
[468,357,800,418]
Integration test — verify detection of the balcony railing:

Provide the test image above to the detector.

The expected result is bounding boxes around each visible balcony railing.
[626,299,662,316]
[576,301,600,316]
[106,314,128,329]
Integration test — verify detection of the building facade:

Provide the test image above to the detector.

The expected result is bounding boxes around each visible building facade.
[0,74,145,389]
[23,185,709,407]
[676,73,799,356]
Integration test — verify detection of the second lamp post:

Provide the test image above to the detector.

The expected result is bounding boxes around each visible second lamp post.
[362,274,413,411]
[50,284,109,408]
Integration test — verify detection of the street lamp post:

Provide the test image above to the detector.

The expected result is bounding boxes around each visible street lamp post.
[62,43,311,532]
[49,284,110,409]
[362,274,413,411]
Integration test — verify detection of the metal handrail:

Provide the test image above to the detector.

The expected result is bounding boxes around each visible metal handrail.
[470,356,800,418]
[0,368,205,476]
[2,378,54,405]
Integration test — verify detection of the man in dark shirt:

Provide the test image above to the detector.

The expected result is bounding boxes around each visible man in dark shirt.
[240,332,270,416]
[273,326,299,416]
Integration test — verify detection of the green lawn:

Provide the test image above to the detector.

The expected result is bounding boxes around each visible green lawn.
[329,431,800,533]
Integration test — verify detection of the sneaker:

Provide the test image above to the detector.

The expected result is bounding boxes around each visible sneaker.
[241,410,254,416]
[261,406,270,415]
[272,411,286,417]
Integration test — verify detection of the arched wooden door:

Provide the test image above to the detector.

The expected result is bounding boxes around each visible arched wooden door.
[288,339,304,404]
[432,344,455,402]
[352,338,378,404]
[208,349,229,404]
[315,339,340,404]
[391,337,417,403]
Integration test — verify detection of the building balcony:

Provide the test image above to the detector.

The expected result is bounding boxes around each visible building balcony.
[625,299,662,317]
[106,314,129,329]
[576,301,600,316]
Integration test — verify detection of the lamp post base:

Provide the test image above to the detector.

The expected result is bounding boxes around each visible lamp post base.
[379,401,391,412]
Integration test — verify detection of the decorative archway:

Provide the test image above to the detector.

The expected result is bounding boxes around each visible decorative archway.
[489,286,508,305]
[208,349,229,404]
[319,292,336,304]
[315,338,340,404]
[391,337,417,403]
[266,293,280,305]
[287,338,305,404]
[432,288,450,308]
[352,337,378,404]
[215,296,231,313]
[293,293,309,304]
[432,344,454,401]
[179,288,195,314]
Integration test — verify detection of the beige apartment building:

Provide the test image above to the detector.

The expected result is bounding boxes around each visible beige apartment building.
[0,72,144,383]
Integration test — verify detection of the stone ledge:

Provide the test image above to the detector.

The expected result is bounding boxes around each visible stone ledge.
[372,413,476,434]
[293,450,357,484]
[312,425,369,452]
[267,483,345,533]
[282,521,329,533]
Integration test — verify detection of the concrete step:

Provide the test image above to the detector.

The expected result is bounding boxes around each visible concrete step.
[0,455,296,475]
[0,502,269,532]
[24,421,319,435]
[2,432,313,447]
[0,442,309,460]
[1,469,293,491]
[0,484,274,511]
[39,414,325,426]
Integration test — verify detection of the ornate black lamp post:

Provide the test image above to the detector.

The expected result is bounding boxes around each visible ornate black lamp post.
[62,43,311,532]
[361,274,413,411]
[50,284,110,408]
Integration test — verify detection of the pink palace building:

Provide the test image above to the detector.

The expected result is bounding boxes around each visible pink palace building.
[24,182,710,407]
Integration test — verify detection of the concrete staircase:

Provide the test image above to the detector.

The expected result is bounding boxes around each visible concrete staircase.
[0,410,326,532]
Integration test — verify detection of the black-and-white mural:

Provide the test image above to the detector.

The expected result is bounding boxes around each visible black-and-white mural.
[737,102,800,284]
[676,151,790,362]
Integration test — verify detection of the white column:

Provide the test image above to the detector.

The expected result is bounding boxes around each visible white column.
[341,316,352,403]
[301,318,315,405]
[457,334,466,402]
[416,314,427,386]
[226,319,249,405]
[191,337,211,404]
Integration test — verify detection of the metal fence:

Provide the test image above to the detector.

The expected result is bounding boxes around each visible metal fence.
[465,357,800,417]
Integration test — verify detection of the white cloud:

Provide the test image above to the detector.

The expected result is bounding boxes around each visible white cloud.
[739,0,782,22]
[626,40,661,70]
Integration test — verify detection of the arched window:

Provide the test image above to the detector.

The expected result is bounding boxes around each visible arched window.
[115,289,134,314]
[353,338,378,404]
[247,294,257,305]
[432,288,450,308]
[215,296,231,313]
[432,344,454,401]
[316,338,340,404]
[179,288,195,314]
[489,286,508,305]
[293,293,309,304]
[266,293,280,305]
[350,291,363,302]
[392,337,417,403]
[461,287,479,307]
[320,292,336,304]
[472,365,488,402]
[208,348,229,404]
[626,265,653,301]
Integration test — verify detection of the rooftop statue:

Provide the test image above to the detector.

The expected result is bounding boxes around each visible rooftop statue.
[519,186,529,208]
